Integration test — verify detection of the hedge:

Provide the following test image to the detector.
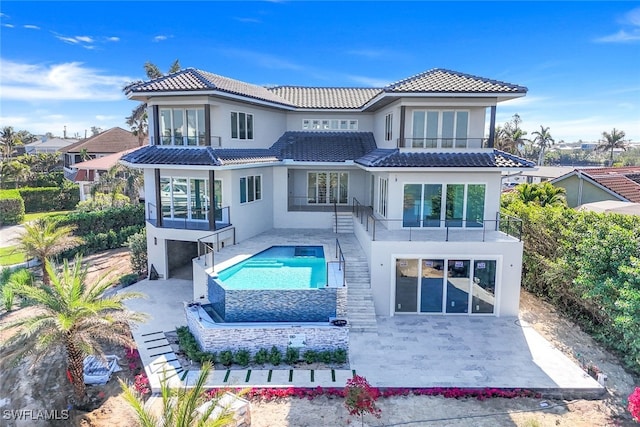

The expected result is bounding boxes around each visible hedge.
[18,186,79,213]
[60,224,145,258]
[0,189,25,226]
[54,204,145,236]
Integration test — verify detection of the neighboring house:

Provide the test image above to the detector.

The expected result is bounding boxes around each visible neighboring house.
[122,67,534,317]
[61,127,142,182]
[551,166,640,208]
[578,200,640,216]
[71,148,141,201]
[23,137,79,155]
[503,166,573,189]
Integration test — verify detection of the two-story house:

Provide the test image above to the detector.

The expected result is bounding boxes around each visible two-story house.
[122,68,534,318]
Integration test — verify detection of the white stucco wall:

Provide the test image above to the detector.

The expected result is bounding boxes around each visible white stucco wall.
[285,112,375,132]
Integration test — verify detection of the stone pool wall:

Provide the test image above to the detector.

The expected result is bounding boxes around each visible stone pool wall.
[185,304,349,354]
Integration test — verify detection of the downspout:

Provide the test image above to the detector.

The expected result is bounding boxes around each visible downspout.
[577,170,583,207]
[399,106,406,148]
[488,106,496,149]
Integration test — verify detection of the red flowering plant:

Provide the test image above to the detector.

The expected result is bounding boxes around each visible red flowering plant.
[629,387,640,423]
[343,375,382,426]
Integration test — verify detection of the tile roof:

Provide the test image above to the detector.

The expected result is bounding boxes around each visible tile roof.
[553,167,640,203]
[60,127,141,154]
[356,149,534,168]
[270,132,377,162]
[384,68,527,94]
[268,87,382,109]
[121,146,222,166]
[127,68,526,109]
[215,149,279,166]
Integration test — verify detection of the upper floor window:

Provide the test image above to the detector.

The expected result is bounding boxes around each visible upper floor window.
[411,110,469,148]
[377,177,388,217]
[384,113,393,141]
[302,119,358,131]
[160,108,205,146]
[240,175,261,203]
[231,112,253,140]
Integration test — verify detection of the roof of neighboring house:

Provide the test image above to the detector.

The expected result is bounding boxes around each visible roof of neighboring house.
[60,127,141,154]
[126,68,527,109]
[271,132,377,162]
[73,148,141,172]
[552,166,640,203]
[24,137,79,152]
[578,200,640,215]
[355,149,535,168]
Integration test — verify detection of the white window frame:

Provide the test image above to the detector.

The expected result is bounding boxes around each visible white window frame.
[159,108,205,146]
[231,111,254,140]
[384,113,393,141]
[239,174,262,204]
[410,110,469,148]
[307,171,349,205]
[160,176,210,221]
[302,119,359,131]
[377,177,388,217]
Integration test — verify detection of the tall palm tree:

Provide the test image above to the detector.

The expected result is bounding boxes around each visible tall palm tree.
[125,60,181,146]
[0,256,147,403]
[497,114,527,155]
[15,219,84,285]
[1,126,20,160]
[120,361,234,427]
[531,126,555,166]
[514,182,566,207]
[597,128,627,166]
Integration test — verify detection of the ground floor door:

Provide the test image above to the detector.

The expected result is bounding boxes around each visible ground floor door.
[395,257,497,314]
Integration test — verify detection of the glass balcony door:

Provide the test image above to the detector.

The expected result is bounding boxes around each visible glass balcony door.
[307,172,348,205]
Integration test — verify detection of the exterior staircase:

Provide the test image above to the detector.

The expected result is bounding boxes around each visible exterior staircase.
[333,212,354,233]
[338,235,378,333]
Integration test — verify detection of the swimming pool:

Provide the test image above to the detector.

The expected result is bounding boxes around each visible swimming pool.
[207,245,341,322]
[216,245,326,289]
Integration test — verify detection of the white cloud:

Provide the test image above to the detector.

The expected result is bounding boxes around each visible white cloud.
[345,74,390,87]
[595,7,640,43]
[23,24,40,30]
[0,13,8,18]
[0,59,133,101]
[346,49,387,59]
[3,24,14,28]
[107,36,120,42]
[55,34,81,44]
[95,115,119,121]
[75,36,94,43]
[153,35,168,42]
[234,17,261,23]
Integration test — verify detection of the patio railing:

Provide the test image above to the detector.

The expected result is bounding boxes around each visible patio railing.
[287,195,352,212]
[326,238,346,287]
[197,227,237,267]
[146,202,231,231]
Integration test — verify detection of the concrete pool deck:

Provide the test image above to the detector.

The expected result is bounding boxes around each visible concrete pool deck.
[122,229,603,398]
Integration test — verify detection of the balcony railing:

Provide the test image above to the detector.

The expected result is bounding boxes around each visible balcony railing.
[146,202,231,231]
[352,199,522,242]
[398,137,489,149]
[150,135,222,147]
[287,196,352,212]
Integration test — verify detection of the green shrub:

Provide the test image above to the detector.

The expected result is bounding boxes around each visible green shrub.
[285,347,300,365]
[253,348,269,365]
[219,350,234,367]
[55,204,144,236]
[303,350,317,364]
[0,189,25,225]
[268,346,282,366]
[76,192,130,212]
[127,229,148,275]
[332,348,348,364]
[118,273,139,287]
[18,186,79,213]
[318,350,332,364]
[234,349,251,367]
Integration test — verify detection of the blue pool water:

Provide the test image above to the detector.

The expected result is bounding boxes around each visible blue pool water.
[216,246,326,289]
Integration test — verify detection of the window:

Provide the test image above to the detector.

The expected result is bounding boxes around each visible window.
[160,177,211,221]
[411,110,469,148]
[231,112,253,140]
[377,178,388,217]
[384,113,393,141]
[159,108,205,146]
[402,183,485,228]
[307,172,348,204]
[302,119,358,131]
[240,175,261,203]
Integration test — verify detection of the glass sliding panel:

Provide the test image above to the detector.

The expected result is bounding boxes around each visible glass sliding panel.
[307,173,317,204]
[172,178,188,218]
[455,111,468,148]
[231,112,238,139]
[173,109,184,145]
[441,111,454,148]
[422,184,442,227]
[186,109,197,146]
[197,109,206,145]
[247,175,255,202]
[472,260,496,314]
[445,184,464,227]
[160,177,172,218]
[395,259,418,313]
[412,111,425,147]
[246,114,253,139]
[240,177,247,203]
[317,173,327,204]
[339,172,348,204]
[239,113,246,139]
[254,175,261,200]
[214,179,222,221]
[403,184,422,227]
[421,259,444,313]
[466,184,485,227]
[190,179,208,220]
[426,112,439,148]
[329,172,338,204]
[160,110,172,145]
[446,260,470,313]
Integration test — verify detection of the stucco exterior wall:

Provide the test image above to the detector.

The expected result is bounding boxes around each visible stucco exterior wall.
[554,175,622,208]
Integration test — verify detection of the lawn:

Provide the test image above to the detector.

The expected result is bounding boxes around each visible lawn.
[0,246,25,266]
[22,210,72,223]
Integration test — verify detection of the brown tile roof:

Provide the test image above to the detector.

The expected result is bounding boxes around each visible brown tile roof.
[60,127,142,154]
[127,68,526,109]
[569,167,640,203]
[384,68,527,94]
[269,87,382,109]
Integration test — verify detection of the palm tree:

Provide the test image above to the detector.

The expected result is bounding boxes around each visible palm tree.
[497,114,527,155]
[1,126,21,160]
[531,126,555,166]
[514,182,566,207]
[597,128,627,166]
[1,256,147,403]
[125,60,181,146]
[120,361,234,427]
[15,219,84,285]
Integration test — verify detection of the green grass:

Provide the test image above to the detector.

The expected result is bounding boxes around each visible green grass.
[22,210,72,223]
[0,246,26,266]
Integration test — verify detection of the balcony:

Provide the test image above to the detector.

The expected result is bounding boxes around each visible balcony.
[398,137,489,149]
[146,202,231,231]
[287,196,353,212]
[149,135,222,147]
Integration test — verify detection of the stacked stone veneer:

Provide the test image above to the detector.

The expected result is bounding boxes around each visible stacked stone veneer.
[185,304,349,354]
[208,276,346,322]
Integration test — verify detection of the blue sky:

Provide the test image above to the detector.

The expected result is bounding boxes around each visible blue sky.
[1,1,639,143]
